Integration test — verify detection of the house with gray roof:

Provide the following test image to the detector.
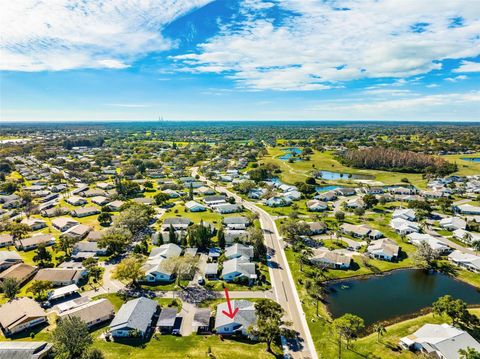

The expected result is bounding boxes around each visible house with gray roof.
[59,299,114,329]
[367,238,400,261]
[109,297,158,338]
[0,341,53,359]
[0,251,22,271]
[157,308,178,333]
[225,243,254,261]
[214,300,256,336]
[221,258,257,283]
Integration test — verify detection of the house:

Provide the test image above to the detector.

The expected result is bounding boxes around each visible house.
[106,200,124,211]
[311,249,351,269]
[196,186,215,195]
[306,222,327,235]
[455,204,480,215]
[336,187,356,196]
[214,300,256,336]
[61,224,92,240]
[86,230,105,242]
[390,218,420,235]
[346,197,365,209]
[142,244,182,283]
[47,284,80,301]
[163,189,180,198]
[306,200,328,212]
[162,217,192,231]
[65,196,87,206]
[0,341,53,359]
[41,206,70,218]
[248,188,266,199]
[52,217,79,232]
[215,204,242,214]
[0,298,47,336]
[157,308,178,334]
[284,190,302,201]
[264,196,292,207]
[97,182,115,190]
[392,208,416,221]
[109,297,158,338]
[367,238,400,261]
[91,195,109,206]
[0,234,14,248]
[204,263,219,279]
[315,190,337,202]
[72,207,100,218]
[203,195,227,206]
[453,229,480,244]
[389,186,416,195]
[340,223,371,238]
[20,218,47,231]
[16,234,55,251]
[221,258,257,283]
[0,251,23,271]
[363,187,384,195]
[72,241,107,259]
[399,323,480,358]
[81,189,107,198]
[225,243,254,260]
[225,229,248,244]
[185,201,206,212]
[33,268,85,286]
[193,308,211,334]
[59,299,115,329]
[0,263,37,286]
[407,233,450,253]
[440,217,467,231]
[133,197,155,206]
[448,250,480,273]
[223,216,250,230]
[342,238,362,251]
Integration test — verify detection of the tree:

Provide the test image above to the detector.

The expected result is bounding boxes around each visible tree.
[280,219,309,244]
[299,246,314,272]
[114,203,155,235]
[413,241,439,269]
[333,313,365,359]
[248,299,295,353]
[33,244,52,267]
[112,255,145,287]
[28,280,52,301]
[154,192,170,207]
[82,348,105,359]
[472,240,480,255]
[8,222,30,240]
[52,316,93,359]
[168,224,177,244]
[188,183,194,200]
[98,212,112,227]
[432,295,477,327]
[373,322,386,343]
[0,277,19,300]
[161,254,199,286]
[217,225,226,249]
[363,194,378,209]
[98,228,132,256]
[306,274,324,317]
[334,211,345,222]
[57,235,76,258]
[250,227,267,262]
[459,347,480,359]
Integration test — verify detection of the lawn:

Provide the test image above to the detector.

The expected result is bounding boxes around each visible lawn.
[441,152,480,176]
[261,148,428,188]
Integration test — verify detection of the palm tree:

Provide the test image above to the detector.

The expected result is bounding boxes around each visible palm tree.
[299,247,314,272]
[307,274,325,317]
[472,240,480,255]
[373,322,386,343]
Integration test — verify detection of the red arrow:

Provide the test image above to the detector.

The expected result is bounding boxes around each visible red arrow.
[222,287,239,319]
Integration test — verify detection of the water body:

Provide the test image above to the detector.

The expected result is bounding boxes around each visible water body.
[326,269,480,326]
[317,170,374,180]
[316,185,341,192]
[461,157,480,162]
[279,147,303,161]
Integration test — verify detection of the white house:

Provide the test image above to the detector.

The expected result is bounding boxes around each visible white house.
[214,300,256,336]
[407,233,450,253]
[310,249,351,269]
[453,229,480,244]
[306,200,328,212]
[110,297,158,338]
[390,218,420,235]
[221,258,257,283]
[367,238,400,261]
[440,217,467,231]
[456,204,480,215]
[448,250,480,273]
[225,243,254,260]
[185,201,206,212]
[399,323,480,358]
[392,208,416,221]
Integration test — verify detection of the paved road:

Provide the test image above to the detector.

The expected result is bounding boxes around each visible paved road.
[426,226,477,255]
[192,167,317,359]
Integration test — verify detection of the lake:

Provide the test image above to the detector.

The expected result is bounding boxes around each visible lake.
[461,157,480,162]
[317,170,374,180]
[279,147,303,161]
[316,185,341,192]
[326,269,480,326]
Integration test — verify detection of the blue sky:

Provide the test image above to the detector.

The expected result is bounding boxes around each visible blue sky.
[1,0,479,122]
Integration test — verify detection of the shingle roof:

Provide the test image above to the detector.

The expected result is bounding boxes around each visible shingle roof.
[110,297,157,333]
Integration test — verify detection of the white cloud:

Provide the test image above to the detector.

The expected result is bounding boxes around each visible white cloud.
[445,75,468,82]
[453,60,480,73]
[0,0,211,71]
[174,0,480,90]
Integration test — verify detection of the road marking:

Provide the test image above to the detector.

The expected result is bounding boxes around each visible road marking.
[282,281,288,302]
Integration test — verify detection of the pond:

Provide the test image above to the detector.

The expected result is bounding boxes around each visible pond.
[461,157,480,162]
[279,147,303,161]
[317,170,374,180]
[316,185,341,192]
[326,269,480,326]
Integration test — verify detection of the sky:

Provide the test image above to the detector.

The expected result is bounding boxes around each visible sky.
[1,0,479,122]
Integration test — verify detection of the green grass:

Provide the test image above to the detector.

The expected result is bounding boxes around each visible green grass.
[441,152,480,176]
[261,148,427,188]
